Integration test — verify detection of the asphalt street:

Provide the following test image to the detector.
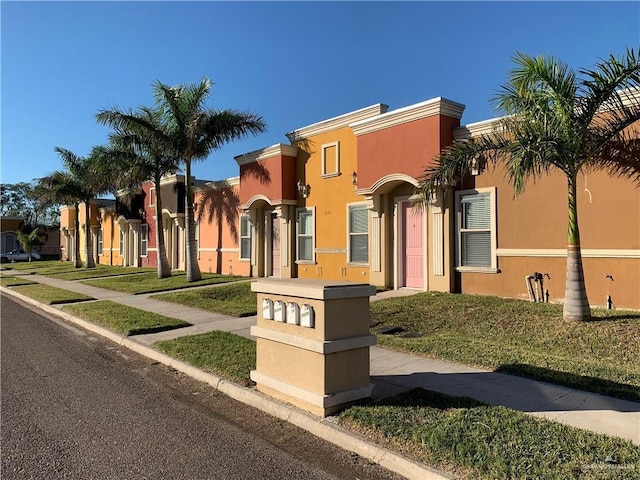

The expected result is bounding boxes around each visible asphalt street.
[1,295,402,480]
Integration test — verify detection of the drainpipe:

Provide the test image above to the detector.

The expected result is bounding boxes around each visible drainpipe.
[525,274,535,302]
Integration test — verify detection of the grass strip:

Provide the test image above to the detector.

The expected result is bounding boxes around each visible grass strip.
[62,300,190,336]
[155,331,256,386]
[151,282,256,317]
[371,292,640,401]
[83,272,243,294]
[340,388,640,480]
[0,260,65,271]
[11,284,94,305]
[0,276,38,287]
[49,266,155,281]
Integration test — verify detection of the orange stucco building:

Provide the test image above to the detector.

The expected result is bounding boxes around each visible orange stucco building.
[59,90,640,309]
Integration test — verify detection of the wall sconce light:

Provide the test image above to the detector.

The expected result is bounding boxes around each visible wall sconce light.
[97,214,102,225]
[138,208,146,220]
[297,180,309,199]
[351,171,358,187]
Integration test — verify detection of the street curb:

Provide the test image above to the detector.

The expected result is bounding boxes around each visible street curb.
[1,286,454,480]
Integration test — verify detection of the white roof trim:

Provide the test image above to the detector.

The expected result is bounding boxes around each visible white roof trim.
[286,104,389,141]
[235,144,298,165]
[350,97,465,136]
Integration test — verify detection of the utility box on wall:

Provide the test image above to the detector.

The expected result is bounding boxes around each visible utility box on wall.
[250,279,377,417]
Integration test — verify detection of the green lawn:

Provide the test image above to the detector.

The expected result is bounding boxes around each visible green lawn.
[62,301,190,336]
[371,292,640,401]
[0,260,69,272]
[0,276,38,287]
[151,282,256,317]
[11,284,94,305]
[49,266,155,281]
[340,388,640,480]
[154,331,256,386]
[82,272,244,295]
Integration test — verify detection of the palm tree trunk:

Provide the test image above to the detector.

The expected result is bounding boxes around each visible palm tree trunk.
[154,178,171,279]
[563,175,591,321]
[84,200,96,268]
[184,160,202,282]
[73,203,81,269]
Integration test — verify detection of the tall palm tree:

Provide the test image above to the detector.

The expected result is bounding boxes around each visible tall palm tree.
[36,170,83,268]
[95,106,179,279]
[153,78,266,282]
[196,181,240,274]
[418,49,640,322]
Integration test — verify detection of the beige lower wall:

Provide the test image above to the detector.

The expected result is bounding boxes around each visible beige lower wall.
[460,256,639,309]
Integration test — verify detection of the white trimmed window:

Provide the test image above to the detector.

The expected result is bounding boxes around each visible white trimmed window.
[321,141,340,177]
[140,224,148,256]
[348,204,368,264]
[119,230,125,256]
[239,215,251,260]
[149,187,156,207]
[296,208,314,262]
[455,187,497,271]
[97,229,103,255]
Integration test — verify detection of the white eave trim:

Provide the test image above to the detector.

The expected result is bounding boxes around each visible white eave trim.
[235,143,298,166]
[350,97,465,136]
[203,176,240,188]
[286,104,389,141]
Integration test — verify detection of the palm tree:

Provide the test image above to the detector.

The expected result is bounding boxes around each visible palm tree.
[16,227,41,262]
[95,106,179,279]
[152,78,266,282]
[418,49,640,322]
[37,170,83,268]
[39,148,113,268]
[196,181,240,274]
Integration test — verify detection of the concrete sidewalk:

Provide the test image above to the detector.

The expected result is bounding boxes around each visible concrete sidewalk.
[5,272,640,446]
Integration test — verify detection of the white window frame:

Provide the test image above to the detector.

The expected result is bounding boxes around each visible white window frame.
[295,207,315,263]
[239,214,251,261]
[97,228,103,256]
[149,187,156,207]
[454,187,497,272]
[321,141,340,178]
[140,223,148,257]
[346,202,369,265]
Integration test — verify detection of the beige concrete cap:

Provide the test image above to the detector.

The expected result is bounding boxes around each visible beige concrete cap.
[251,279,377,300]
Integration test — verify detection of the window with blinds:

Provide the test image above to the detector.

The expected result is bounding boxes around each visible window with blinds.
[348,204,368,263]
[240,215,251,260]
[456,190,495,269]
[97,229,103,256]
[296,208,314,262]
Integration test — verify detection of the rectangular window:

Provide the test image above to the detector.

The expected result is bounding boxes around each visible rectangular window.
[455,188,496,270]
[97,229,103,256]
[149,187,156,207]
[348,204,368,263]
[140,224,148,256]
[119,230,125,256]
[240,215,251,260]
[296,208,314,262]
[321,141,340,177]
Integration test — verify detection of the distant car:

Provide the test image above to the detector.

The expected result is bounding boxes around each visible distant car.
[0,249,41,263]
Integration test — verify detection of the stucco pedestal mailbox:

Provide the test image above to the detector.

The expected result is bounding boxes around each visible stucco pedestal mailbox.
[250,279,377,417]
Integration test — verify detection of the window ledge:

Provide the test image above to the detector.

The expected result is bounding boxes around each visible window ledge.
[321,172,341,179]
[346,262,370,267]
[456,266,499,274]
[239,258,250,262]
[295,260,316,265]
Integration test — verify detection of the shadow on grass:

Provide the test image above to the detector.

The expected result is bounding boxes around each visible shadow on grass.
[371,370,640,412]
[495,363,640,402]
[50,298,96,305]
[129,323,190,336]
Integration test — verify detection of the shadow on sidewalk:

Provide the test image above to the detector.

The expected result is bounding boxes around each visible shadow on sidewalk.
[371,371,640,413]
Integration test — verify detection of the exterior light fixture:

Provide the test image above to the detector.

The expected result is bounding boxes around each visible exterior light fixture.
[297,180,309,199]
[351,171,358,186]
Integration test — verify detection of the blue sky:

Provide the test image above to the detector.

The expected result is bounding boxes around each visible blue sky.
[2,1,639,188]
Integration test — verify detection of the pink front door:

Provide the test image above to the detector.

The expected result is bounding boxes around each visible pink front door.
[271,214,280,278]
[402,203,423,288]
